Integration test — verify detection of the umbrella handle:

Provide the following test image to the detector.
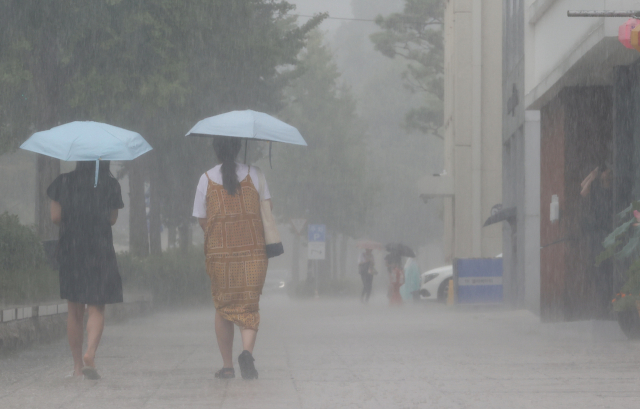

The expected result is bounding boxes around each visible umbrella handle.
[94,160,99,188]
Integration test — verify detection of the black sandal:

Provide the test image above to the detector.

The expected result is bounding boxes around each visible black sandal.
[214,367,235,379]
[238,350,258,380]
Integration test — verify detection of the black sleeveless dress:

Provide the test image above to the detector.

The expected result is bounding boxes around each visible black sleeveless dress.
[47,171,124,305]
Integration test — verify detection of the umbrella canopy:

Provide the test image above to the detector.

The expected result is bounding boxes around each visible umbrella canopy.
[20,121,152,186]
[356,240,385,250]
[20,121,152,161]
[185,110,307,146]
[385,243,416,258]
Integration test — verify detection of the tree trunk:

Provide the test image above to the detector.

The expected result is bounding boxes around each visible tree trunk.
[331,231,337,280]
[340,234,348,279]
[128,160,149,257]
[178,222,191,254]
[325,231,333,281]
[167,226,177,248]
[32,30,61,241]
[36,155,60,240]
[148,153,162,255]
[292,233,300,283]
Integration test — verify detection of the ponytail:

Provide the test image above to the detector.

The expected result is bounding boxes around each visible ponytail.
[212,137,242,195]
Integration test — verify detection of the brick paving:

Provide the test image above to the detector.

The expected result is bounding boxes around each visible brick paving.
[2,293,640,408]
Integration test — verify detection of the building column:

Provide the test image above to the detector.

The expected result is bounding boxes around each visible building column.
[523,110,540,314]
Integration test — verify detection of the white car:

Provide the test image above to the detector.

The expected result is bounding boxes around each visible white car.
[419,265,453,302]
[420,254,502,302]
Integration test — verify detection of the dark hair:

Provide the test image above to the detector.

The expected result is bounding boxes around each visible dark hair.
[385,253,401,267]
[212,137,242,195]
[75,160,114,185]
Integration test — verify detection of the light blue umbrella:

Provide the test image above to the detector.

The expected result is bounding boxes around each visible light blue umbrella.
[185,110,307,146]
[20,121,152,187]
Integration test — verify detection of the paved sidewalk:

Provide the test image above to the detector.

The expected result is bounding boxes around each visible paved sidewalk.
[2,294,640,408]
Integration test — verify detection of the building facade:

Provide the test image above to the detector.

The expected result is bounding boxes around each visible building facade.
[423,0,503,262]
[525,0,640,321]
[501,0,541,312]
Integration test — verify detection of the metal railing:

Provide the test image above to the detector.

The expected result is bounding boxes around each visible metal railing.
[568,11,640,18]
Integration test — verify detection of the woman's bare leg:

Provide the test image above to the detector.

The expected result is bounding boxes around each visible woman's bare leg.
[67,302,85,376]
[240,328,257,354]
[215,311,234,368]
[83,305,105,368]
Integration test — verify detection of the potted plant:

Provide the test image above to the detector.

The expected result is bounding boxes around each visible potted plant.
[598,203,640,338]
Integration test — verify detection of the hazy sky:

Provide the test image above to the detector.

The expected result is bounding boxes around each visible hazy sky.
[288,0,354,34]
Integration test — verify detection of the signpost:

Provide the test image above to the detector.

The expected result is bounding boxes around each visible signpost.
[290,219,306,283]
[308,224,326,297]
[307,224,326,260]
[291,218,307,235]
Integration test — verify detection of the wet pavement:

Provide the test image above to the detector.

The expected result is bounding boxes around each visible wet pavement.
[2,293,640,408]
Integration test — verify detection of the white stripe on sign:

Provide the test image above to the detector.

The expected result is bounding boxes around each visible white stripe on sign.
[458,277,503,286]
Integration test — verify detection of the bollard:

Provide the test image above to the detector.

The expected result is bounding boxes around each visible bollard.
[446,279,454,306]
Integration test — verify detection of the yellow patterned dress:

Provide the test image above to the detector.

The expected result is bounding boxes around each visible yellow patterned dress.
[204,172,268,331]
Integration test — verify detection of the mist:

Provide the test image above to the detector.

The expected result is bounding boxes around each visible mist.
[2,1,639,408]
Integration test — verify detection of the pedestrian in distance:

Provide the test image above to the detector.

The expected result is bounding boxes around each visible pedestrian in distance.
[385,253,404,306]
[193,136,271,380]
[400,257,421,302]
[48,160,125,380]
[358,248,376,302]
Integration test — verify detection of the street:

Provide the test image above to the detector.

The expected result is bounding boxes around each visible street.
[2,294,640,409]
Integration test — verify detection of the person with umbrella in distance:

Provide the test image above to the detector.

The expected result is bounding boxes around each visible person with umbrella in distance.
[400,257,421,303]
[356,240,382,303]
[21,121,152,380]
[385,252,405,306]
[189,110,306,380]
[385,243,414,306]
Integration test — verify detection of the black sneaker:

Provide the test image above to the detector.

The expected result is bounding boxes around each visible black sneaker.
[238,350,258,379]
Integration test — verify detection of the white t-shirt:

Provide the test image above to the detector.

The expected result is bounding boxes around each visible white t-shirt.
[192,163,271,219]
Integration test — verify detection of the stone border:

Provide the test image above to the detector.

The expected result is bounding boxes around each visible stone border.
[0,293,152,353]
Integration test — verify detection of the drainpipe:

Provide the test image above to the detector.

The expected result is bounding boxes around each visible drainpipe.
[471,0,482,256]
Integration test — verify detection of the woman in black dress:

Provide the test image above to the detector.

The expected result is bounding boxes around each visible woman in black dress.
[48,161,124,379]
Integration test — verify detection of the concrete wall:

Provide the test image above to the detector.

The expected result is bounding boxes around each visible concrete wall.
[525,0,639,321]
[525,0,640,109]
[503,0,541,313]
[443,0,503,260]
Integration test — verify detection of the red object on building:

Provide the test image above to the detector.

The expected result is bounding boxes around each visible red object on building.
[619,18,640,49]
[631,25,640,52]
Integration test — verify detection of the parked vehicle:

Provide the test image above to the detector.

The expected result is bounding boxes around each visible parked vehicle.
[420,254,502,302]
[263,269,289,293]
[419,265,453,302]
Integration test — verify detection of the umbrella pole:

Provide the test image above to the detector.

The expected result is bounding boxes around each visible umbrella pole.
[269,142,272,169]
[94,160,100,188]
[244,139,248,164]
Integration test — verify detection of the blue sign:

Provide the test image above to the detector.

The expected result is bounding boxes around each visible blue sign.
[454,258,503,304]
[308,224,326,242]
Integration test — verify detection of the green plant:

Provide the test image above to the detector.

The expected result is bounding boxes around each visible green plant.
[598,201,640,311]
[0,212,58,305]
[117,246,210,306]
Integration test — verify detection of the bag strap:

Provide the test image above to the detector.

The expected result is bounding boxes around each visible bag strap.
[256,167,266,201]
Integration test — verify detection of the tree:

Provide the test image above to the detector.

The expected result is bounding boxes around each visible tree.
[1,1,325,254]
[268,30,369,242]
[0,0,102,239]
[370,0,444,136]
[327,0,444,255]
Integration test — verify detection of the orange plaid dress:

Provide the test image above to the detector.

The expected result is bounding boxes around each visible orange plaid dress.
[204,171,268,331]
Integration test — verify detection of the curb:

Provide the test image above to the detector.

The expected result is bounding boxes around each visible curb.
[0,293,153,353]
